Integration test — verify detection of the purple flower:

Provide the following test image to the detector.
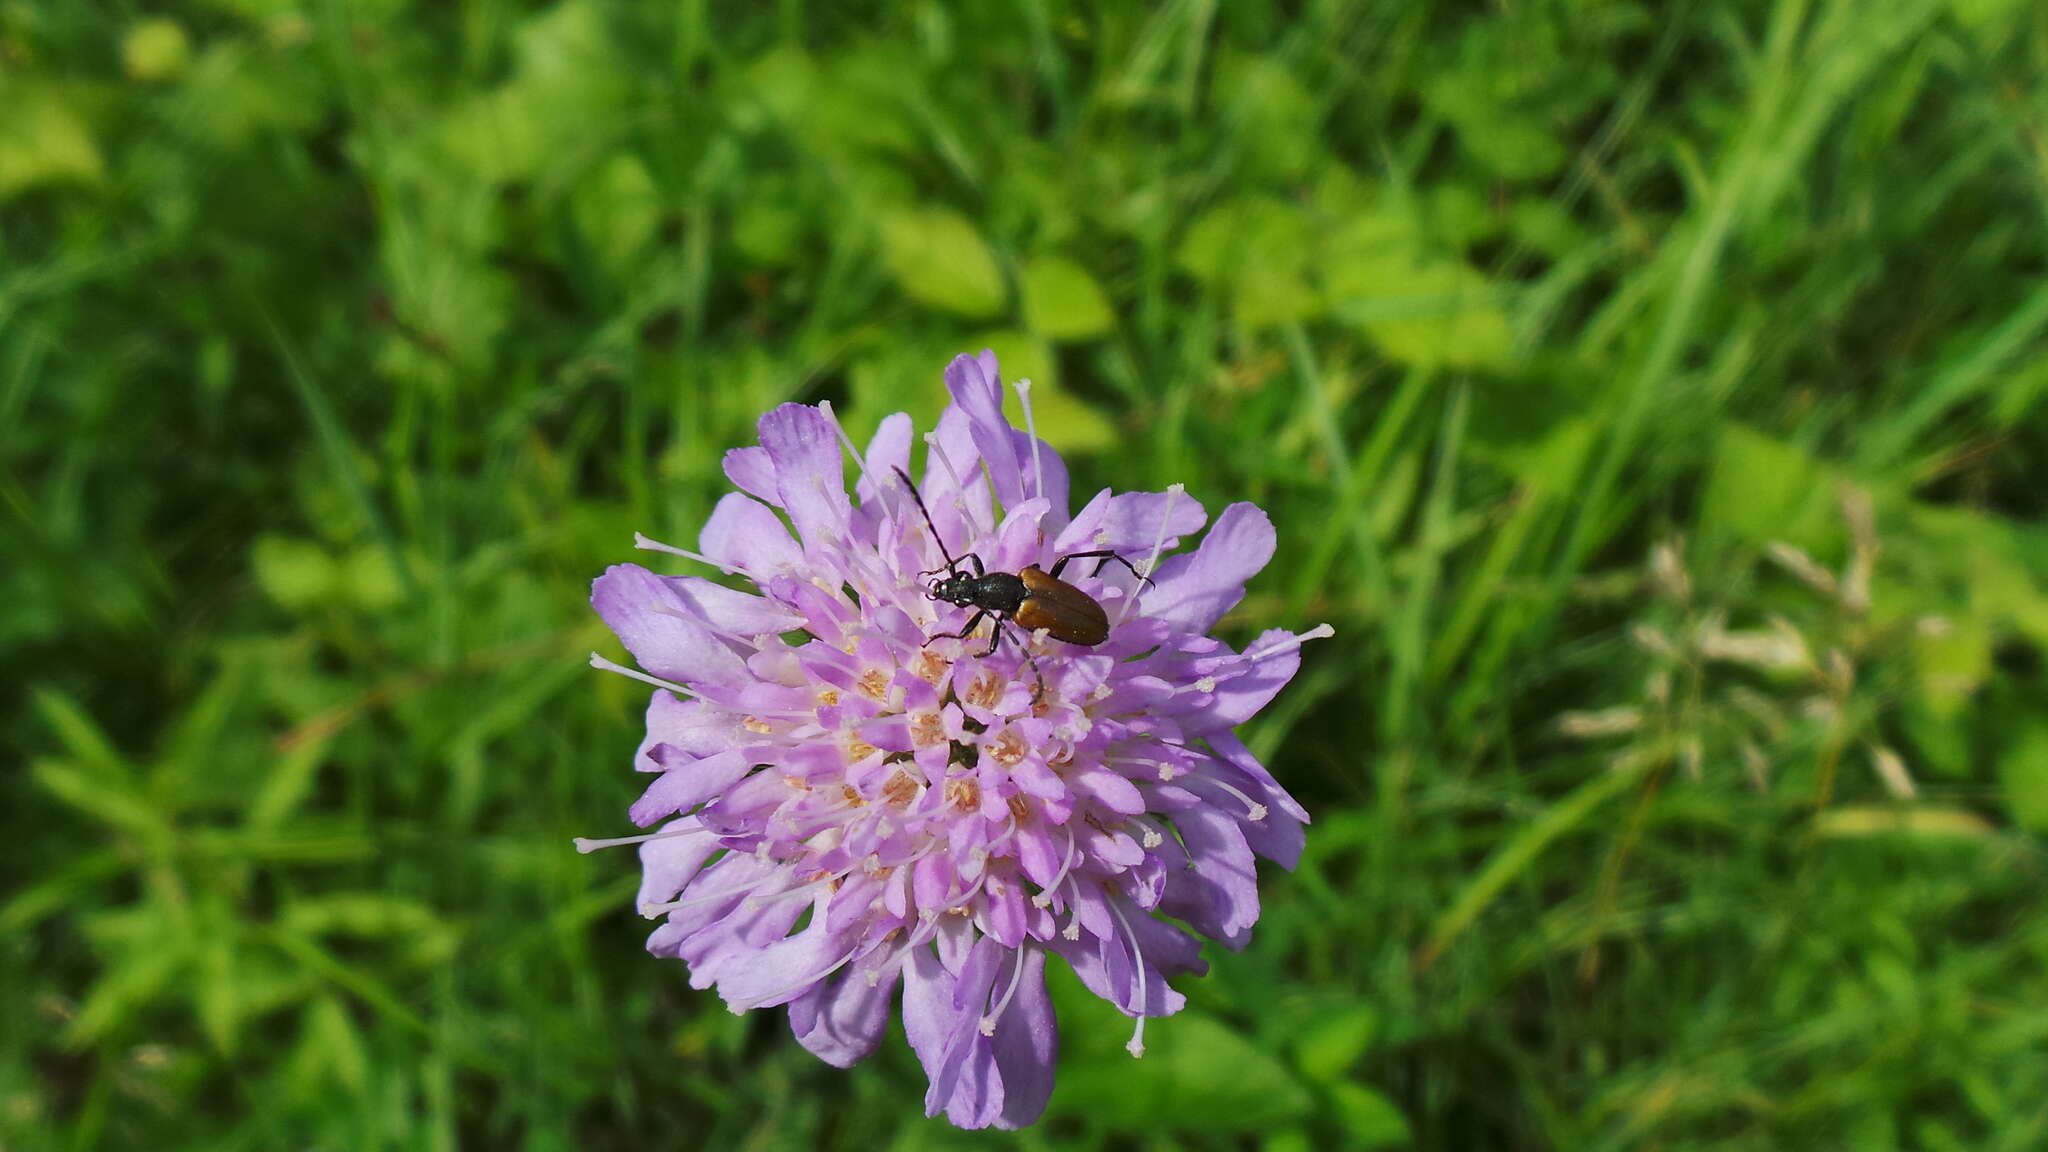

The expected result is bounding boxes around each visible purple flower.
[580,351,1329,1129]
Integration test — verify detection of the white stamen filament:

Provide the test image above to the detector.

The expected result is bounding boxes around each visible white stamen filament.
[633,533,756,580]
[937,866,992,914]
[639,869,791,918]
[1129,815,1168,851]
[979,944,1031,1036]
[588,653,696,697]
[645,602,769,648]
[1243,623,1336,663]
[728,943,862,1014]
[921,432,987,541]
[1014,378,1044,503]
[978,816,1020,861]
[1032,823,1079,908]
[1178,768,1269,822]
[743,872,845,911]
[573,825,710,853]
[817,400,880,507]
[1106,897,1150,1058]
[862,912,943,986]
[1113,483,1183,630]
[1115,754,1184,783]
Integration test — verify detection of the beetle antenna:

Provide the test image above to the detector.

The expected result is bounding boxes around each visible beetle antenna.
[891,466,960,571]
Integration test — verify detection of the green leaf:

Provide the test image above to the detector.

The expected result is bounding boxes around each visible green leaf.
[252,535,336,610]
[1319,209,1510,368]
[32,758,163,838]
[1213,54,1319,181]
[0,850,126,934]
[196,910,241,1054]
[33,688,133,778]
[878,207,1007,318]
[1179,197,1321,329]
[121,18,192,83]
[0,82,104,200]
[1913,618,1991,718]
[1295,1003,1379,1083]
[733,196,804,267]
[1048,965,1312,1131]
[1021,256,1115,340]
[437,0,629,183]
[967,331,1118,454]
[1998,724,2048,834]
[1419,747,1659,968]
[1700,425,1840,550]
[66,936,188,1048]
[286,995,368,1098]
[571,152,662,276]
[1330,1082,1413,1149]
[340,544,404,612]
[246,733,332,831]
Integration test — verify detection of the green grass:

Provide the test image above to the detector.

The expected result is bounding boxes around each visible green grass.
[6,0,2048,1147]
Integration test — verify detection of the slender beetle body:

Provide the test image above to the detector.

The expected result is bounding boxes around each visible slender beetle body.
[1014,565,1110,646]
[894,468,1141,661]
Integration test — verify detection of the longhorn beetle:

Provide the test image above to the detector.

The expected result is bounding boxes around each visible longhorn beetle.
[891,468,1149,676]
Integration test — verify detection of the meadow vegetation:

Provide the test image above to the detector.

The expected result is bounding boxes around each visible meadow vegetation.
[4,0,2047,1147]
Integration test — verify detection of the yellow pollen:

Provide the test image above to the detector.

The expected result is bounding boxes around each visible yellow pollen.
[913,650,949,683]
[856,668,890,700]
[881,770,921,807]
[989,731,1028,767]
[844,738,879,763]
[816,688,840,707]
[947,905,973,917]
[966,671,1003,709]
[1008,795,1031,823]
[841,785,866,806]
[911,712,945,748]
[785,775,811,791]
[743,716,775,734]
[945,777,981,811]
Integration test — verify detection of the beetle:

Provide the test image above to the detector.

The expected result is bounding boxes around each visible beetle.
[891,467,1148,663]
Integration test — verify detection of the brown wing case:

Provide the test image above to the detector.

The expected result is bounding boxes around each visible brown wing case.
[1015,565,1111,645]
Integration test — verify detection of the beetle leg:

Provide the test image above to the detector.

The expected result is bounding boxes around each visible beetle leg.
[980,619,1005,658]
[926,609,988,646]
[1049,549,1154,586]
[964,552,985,578]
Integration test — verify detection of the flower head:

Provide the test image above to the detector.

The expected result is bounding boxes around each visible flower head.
[582,352,1328,1129]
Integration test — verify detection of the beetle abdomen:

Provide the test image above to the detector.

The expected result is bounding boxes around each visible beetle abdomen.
[1015,565,1111,645]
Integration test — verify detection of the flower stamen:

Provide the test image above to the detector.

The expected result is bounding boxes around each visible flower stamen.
[1013,378,1044,503]
[979,944,1031,1036]
[1106,897,1150,1058]
[573,824,710,853]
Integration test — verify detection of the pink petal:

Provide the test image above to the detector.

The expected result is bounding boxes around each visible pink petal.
[757,403,852,552]
[789,966,898,1068]
[591,564,751,687]
[1142,502,1276,632]
[699,492,804,575]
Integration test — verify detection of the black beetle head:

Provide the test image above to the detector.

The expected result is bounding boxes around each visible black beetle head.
[929,571,976,606]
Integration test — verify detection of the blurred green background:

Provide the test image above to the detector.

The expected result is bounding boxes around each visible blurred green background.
[5,0,2048,1148]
